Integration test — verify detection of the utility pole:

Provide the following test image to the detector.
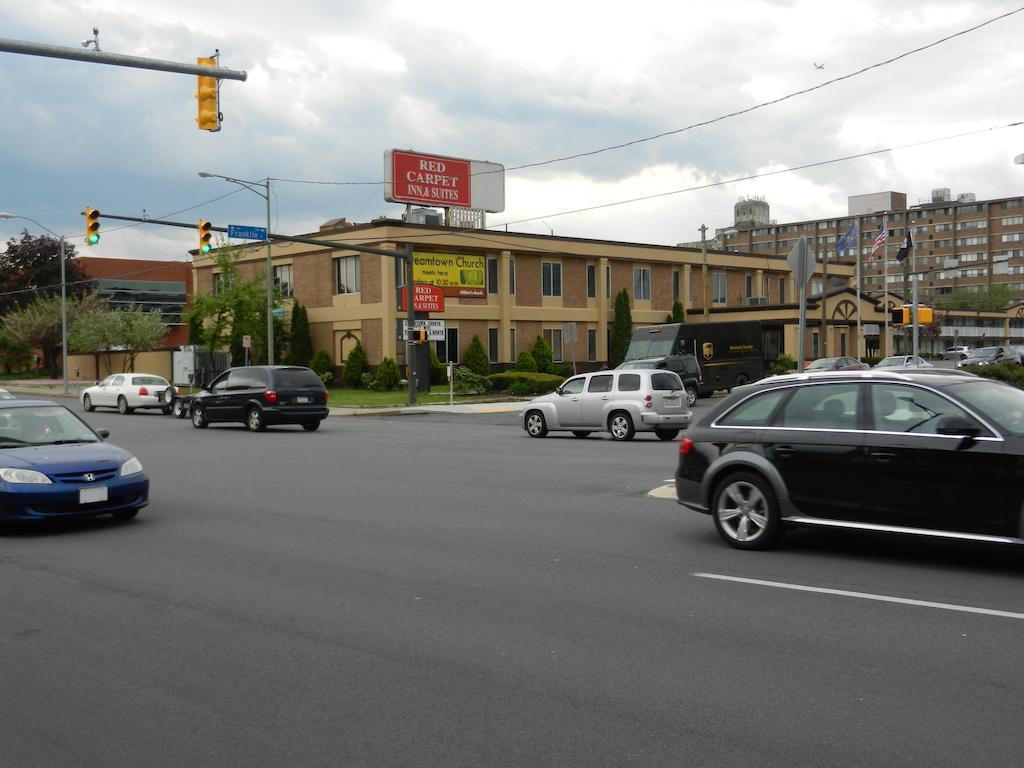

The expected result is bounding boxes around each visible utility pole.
[700,224,709,322]
[820,246,828,358]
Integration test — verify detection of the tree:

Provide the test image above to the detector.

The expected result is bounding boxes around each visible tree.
[609,288,633,367]
[0,329,31,374]
[530,335,553,374]
[374,356,401,390]
[343,340,367,387]
[287,302,313,367]
[69,301,167,374]
[938,285,1013,312]
[671,301,685,323]
[309,349,335,386]
[514,350,537,372]
[117,309,169,371]
[463,334,490,376]
[184,249,271,362]
[3,293,106,372]
[0,231,89,316]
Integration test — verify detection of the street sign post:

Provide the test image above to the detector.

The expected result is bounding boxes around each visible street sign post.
[227,224,268,240]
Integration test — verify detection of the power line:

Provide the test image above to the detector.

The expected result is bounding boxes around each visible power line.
[268,6,1024,187]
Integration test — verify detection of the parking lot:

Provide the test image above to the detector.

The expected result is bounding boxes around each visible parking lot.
[3,386,1024,766]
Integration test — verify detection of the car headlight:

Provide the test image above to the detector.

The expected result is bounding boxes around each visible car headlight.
[120,456,144,476]
[0,467,52,484]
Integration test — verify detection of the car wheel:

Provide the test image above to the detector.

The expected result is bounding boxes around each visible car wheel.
[162,404,173,415]
[191,404,209,429]
[246,406,266,432]
[524,410,548,438]
[301,420,321,432]
[685,386,698,407]
[112,509,139,521]
[655,429,679,441]
[711,471,781,550]
[83,394,94,412]
[735,374,750,388]
[608,411,635,441]
[572,431,591,438]
[173,399,188,418]
[117,396,133,415]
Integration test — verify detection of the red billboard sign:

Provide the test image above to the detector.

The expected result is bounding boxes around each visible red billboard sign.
[400,283,446,313]
[387,150,471,207]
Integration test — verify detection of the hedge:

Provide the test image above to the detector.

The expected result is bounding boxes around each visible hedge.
[487,371,564,395]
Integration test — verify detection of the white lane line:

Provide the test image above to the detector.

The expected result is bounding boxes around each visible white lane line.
[693,572,1024,621]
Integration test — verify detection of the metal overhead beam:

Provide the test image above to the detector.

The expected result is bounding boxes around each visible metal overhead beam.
[0,37,247,80]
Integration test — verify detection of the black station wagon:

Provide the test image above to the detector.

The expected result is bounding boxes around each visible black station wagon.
[676,369,1024,550]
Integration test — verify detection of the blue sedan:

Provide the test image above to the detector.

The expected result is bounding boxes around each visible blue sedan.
[0,400,148,522]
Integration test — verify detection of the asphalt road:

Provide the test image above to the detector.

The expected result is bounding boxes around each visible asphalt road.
[3,398,1024,767]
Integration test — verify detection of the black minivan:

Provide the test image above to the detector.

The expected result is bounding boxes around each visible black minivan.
[190,366,330,432]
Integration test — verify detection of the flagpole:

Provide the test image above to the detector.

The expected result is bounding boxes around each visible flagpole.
[883,240,889,356]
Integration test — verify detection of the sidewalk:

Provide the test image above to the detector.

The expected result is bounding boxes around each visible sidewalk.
[0,379,525,417]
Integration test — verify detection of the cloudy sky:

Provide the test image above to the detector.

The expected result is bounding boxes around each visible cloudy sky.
[2,0,1023,262]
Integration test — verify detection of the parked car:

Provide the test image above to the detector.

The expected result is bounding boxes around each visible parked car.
[189,365,330,432]
[874,355,933,369]
[941,345,972,360]
[956,346,1021,368]
[804,356,870,372]
[617,354,703,406]
[0,399,148,523]
[674,367,1024,551]
[81,373,175,414]
[520,368,690,441]
[0,388,14,400]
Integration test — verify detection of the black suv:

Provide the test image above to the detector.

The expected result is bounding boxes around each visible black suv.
[190,366,329,432]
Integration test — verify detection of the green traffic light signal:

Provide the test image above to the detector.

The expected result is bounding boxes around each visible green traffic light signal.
[198,219,212,253]
[84,208,100,245]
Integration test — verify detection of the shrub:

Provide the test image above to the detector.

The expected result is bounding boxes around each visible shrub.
[552,362,575,378]
[452,365,491,394]
[531,335,553,373]
[768,354,796,376]
[359,372,374,389]
[343,340,367,388]
[513,350,538,372]
[487,370,564,395]
[428,346,446,384]
[463,334,490,377]
[374,356,401,390]
[963,362,1024,388]
[309,349,335,386]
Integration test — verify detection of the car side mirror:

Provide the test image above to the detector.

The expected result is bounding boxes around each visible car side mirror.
[97,429,110,439]
[936,414,981,438]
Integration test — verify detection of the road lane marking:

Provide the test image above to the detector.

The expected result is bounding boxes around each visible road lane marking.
[693,572,1024,621]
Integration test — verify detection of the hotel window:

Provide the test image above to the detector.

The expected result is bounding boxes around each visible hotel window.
[745,274,754,297]
[712,273,727,304]
[510,328,516,360]
[273,264,293,299]
[1003,233,1024,243]
[509,258,516,295]
[542,262,562,297]
[587,264,597,298]
[543,328,563,363]
[778,277,786,303]
[212,273,223,295]
[672,270,680,303]
[1002,216,1024,226]
[1001,200,1023,210]
[487,258,499,294]
[605,265,611,298]
[333,255,360,295]
[488,328,499,363]
[587,329,597,362]
[633,267,651,301]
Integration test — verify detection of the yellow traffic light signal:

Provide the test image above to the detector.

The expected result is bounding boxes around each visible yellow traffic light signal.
[890,307,909,326]
[195,57,220,132]
[198,219,213,253]
[84,208,100,245]
[408,327,426,343]
[917,306,934,324]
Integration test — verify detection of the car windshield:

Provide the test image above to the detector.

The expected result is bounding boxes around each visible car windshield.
[966,347,997,358]
[876,357,903,366]
[133,376,169,386]
[951,380,1024,435]
[0,405,99,446]
[806,358,837,370]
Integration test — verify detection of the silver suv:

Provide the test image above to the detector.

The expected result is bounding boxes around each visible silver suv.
[520,369,690,441]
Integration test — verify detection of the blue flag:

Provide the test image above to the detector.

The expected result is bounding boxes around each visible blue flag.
[836,221,858,254]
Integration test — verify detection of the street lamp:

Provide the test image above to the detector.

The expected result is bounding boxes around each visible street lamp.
[0,212,69,393]
[197,171,275,364]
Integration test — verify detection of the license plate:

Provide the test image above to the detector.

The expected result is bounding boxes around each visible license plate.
[663,397,680,407]
[295,395,310,404]
[80,486,108,504]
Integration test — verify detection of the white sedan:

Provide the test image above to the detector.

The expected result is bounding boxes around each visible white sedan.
[0,388,14,400]
[81,373,176,414]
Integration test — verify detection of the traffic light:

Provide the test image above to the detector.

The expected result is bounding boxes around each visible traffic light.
[891,306,934,326]
[917,306,934,325]
[891,307,909,326]
[84,208,100,246]
[195,57,220,132]
[408,327,426,343]
[198,219,213,253]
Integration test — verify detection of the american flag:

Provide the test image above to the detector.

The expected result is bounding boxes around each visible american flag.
[867,225,887,263]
